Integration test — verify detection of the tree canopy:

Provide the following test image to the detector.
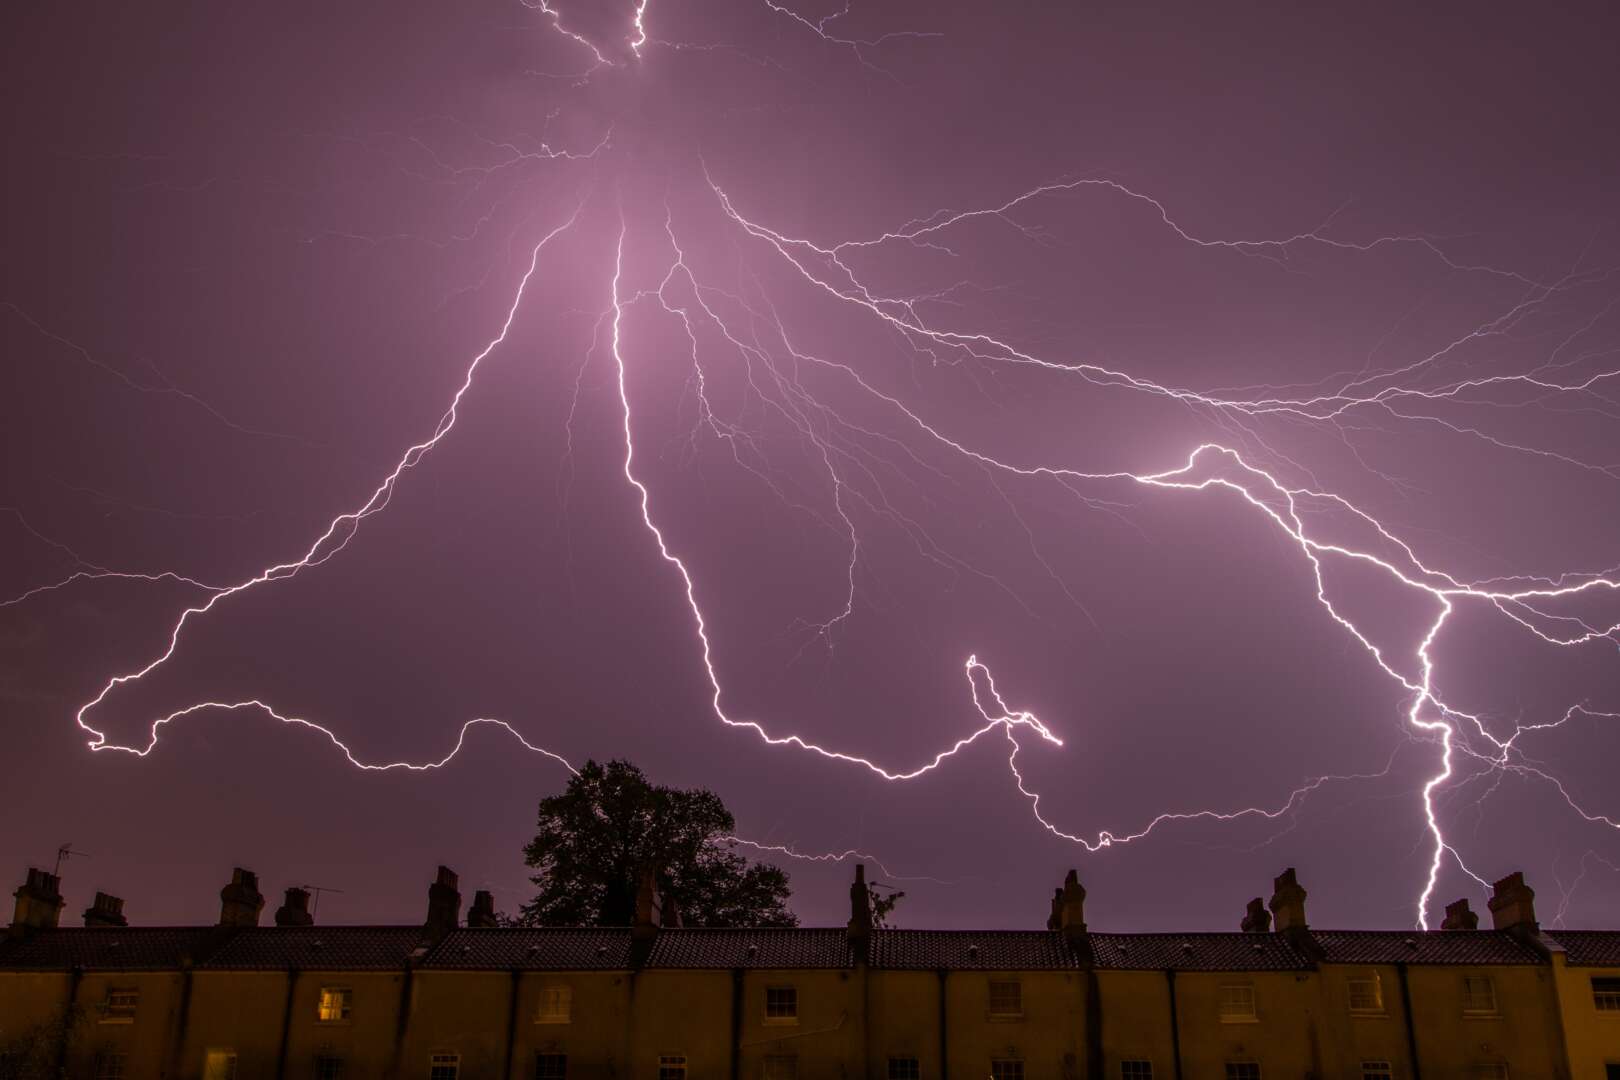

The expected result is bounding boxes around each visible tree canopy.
[520,759,797,927]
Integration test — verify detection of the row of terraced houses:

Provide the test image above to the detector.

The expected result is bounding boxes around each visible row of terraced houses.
[3,861,1619,1079]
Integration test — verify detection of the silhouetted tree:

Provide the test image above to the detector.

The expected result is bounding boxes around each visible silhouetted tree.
[0,1004,83,1079]
[869,882,905,928]
[520,759,797,927]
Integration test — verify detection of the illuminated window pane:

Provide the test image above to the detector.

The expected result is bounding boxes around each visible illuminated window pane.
[1219,984,1257,1021]
[1593,976,1620,1011]
[1462,976,1497,1014]
[538,986,573,1024]
[317,987,352,1022]
[202,1050,238,1080]
[535,1053,567,1079]
[887,1057,920,1080]
[1121,1062,1154,1080]
[988,980,1022,1016]
[1349,975,1383,1012]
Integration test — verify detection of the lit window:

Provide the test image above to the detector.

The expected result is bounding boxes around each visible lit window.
[1219,984,1258,1022]
[764,1055,797,1080]
[888,1057,920,1080]
[429,1053,460,1080]
[95,1052,127,1080]
[1225,1065,1261,1080]
[1121,1062,1154,1080]
[202,1049,238,1080]
[1462,976,1498,1015]
[1362,1062,1393,1080]
[991,1060,1024,1080]
[988,980,1023,1017]
[1348,975,1384,1013]
[101,988,139,1023]
[315,1056,345,1080]
[1470,1067,1507,1080]
[535,1053,567,1079]
[1593,977,1620,1011]
[765,986,798,1023]
[658,1056,687,1080]
[538,986,572,1024]
[317,987,352,1022]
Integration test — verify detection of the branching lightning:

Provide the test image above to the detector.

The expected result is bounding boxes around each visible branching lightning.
[13,0,1620,928]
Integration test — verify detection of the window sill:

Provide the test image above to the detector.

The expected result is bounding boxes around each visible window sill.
[1349,1010,1388,1019]
[536,1018,572,1025]
[986,1012,1025,1022]
[98,1017,135,1025]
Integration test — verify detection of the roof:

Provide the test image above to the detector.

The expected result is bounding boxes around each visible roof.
[644,928,851,969]
[1090,932,1313,971]
[423,929,633,970]
[1546,931,1620,967]
[197,927,426,970]
[1311,930,1546,966]
[870,930,1079,970]
[0,928,217,971]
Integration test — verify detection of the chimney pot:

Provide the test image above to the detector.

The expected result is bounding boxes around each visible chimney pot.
[219,867,265,928]
[1488,872,1538,934]
[10,867,66,936]
[1241,897,1272,933]
[467,890,498,928]
[84,892,127,928]
[425,865,462,941]
[1441,897,1480,931]
[275,887,314,927]
[1056,869,1087,945]
[847,863,873,962]
[1268,867,1308,932]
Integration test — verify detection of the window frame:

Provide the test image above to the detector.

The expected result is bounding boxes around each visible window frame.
[1361,1061,1393,1080]
[658,1055,687,1080]
[887,1056,921,1080]
[101,987,140,1024]
[763,1053,798,1080]
[1347,973,1385,1014]
[987,978,1024,1019]
[429,1052,461,1080]
[537,985,573,1025]
[94,1051,128,1080]
[314,1054,345,1080]
[1120,1060,1154,1080]
[1218,982,1259,1023]
[1224,1064,1262,1080]
[764,985,799,1025]
[1461,975,1499,1016]
[316,986,353,1024]
[202,1048,238,1080]
[990,1059,1025,1080]
[534,1052,567,1080]
[1593,976,1620,1012]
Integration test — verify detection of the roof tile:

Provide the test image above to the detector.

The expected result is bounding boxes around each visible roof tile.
[870,929,1078,970]
[1090,932,1312,971]
[197,927,425,970]
[0,928,216,971]
[1547,931,1620,966]
[423,928,633,969]
[645,928,850,968]
[1311,930,1545,966]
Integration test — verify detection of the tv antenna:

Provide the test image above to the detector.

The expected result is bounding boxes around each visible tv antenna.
[300,884,345,918]
[55,844,89,877]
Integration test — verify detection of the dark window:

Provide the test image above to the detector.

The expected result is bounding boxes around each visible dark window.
[535,1054,567,1080]
[990,1061,1024,1080]
[102,988,139,1023]
[429,1053,459,1080]
[1362,1062,1392,1080]
[1594,977,1620,1011]
[988,980,1022,1017]
[658,1057,686,1080]
[888,1057,920,1080]
[765,986,798,1021]
[1121,1062,1153,1080]
[1225,1065,1261,1080]
[95,1053,127,1080]
[1605,1066,1620,1080]
[763,1055,797,1080]
[314,1056,344,1080]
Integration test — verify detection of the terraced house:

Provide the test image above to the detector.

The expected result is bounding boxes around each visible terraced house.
[2,861,1617,1078]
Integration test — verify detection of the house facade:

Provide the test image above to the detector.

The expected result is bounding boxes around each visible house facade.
[3,862,1616,1079]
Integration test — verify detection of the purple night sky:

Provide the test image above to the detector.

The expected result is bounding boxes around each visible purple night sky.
[4,0,1619,933]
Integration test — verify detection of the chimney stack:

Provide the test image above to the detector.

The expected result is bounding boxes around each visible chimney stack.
[1241,897,1272,933]
[10,868,65,937]
[1046,887,1064,931]
[1442,897,1480,930]
[1056,870,1087,946]
[1268,868,1308,932]
[275,887,313,927]
[1488,872,1538,935]
[848,864,873,963]
[219,868,265,928]
[467,890,498,928]
[425,866,461,940]
[84,892,127,928]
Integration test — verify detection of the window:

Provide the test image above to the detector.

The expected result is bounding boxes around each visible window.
[203,1050,238,1080]
[1225,1065,1261,1080]
[765,986,798,1023]
[315,1056,345,1080]
[1219,983,1258,1022]
[658,1056,687,1080]
[1121,1062,1154,1079]
[317,987,352,1022]
[538,986,573,1024]
[535,1053,567,1080]
[1462,975,1498,1015]
[1470,1067,1507,1080]
[1348,974,1384,1013]
[1605,1066,1620,1080]
[763,1055,797,1080]
[101,988,139,1023]
[990,1061,1024,1080]
[888,1057,920,1080]
[1362,1062,1393,1080]
[429,1053,460,1080]
[988,979,1023,1017]
[95,1052,127,1080]
[1594,977,1620,1011]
